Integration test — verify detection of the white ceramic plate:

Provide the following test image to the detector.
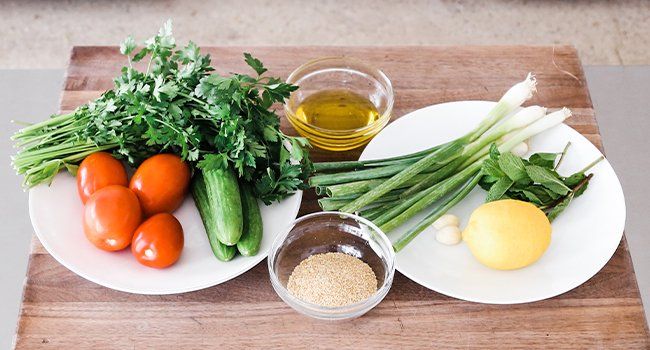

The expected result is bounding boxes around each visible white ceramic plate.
[29,173,302,295]
[360,101,626,304]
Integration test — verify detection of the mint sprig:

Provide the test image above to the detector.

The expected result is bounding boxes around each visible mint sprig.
[480,142,602,221]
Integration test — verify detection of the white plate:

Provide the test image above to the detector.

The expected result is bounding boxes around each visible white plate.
[29,173,302,295]
[360,101,626,304]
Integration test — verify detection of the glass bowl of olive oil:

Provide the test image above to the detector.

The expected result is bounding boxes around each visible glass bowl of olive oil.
[285,57,394,151]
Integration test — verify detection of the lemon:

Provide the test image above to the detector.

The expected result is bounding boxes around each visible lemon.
[462,199,551,270]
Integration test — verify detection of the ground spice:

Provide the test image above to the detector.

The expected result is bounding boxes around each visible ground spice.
[287,252,378,307]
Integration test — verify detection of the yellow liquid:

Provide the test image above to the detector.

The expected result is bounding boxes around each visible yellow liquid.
[294,90,380,130]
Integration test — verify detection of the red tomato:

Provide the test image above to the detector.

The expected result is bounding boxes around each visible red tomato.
[83,185,142,251]
[131,213,184,268]
[129,154,191,217]
[77,152,128,204]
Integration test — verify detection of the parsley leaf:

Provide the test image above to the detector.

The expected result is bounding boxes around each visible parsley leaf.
[244,53,268,75]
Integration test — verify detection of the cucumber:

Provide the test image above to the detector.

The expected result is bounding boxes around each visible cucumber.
[237,183,263,256]
[191,173,237,261]
[202,167,243,246]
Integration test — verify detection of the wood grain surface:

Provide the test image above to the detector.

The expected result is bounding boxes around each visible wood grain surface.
[14,46,650,349]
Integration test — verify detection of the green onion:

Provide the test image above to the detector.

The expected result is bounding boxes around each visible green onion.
[318,190,402,211]
[379,161,483,232]
[308,163,414,187]
[392,173,483,252]
[323,173,432,198]
[339,142,465,213]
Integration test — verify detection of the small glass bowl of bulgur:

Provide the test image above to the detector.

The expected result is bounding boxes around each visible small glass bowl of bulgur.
[268,211,395,320]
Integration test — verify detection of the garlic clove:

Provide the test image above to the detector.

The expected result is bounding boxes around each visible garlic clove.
[432,214,460,230]
[435,225,462,246]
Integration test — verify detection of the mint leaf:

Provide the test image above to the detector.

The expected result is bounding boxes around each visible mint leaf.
[528,152,558,168]
[520,190,544,205]
[486,177,513,202]
[489,143,500,160]
[564,172,586,188]
[517,185,555,204]
[498,152,529,183]
[547,193,573,222]
[573,180,590,197]
[525,165,570,195]
[482,158,505,179]
[565,172,592,197]
[479,175,499,191]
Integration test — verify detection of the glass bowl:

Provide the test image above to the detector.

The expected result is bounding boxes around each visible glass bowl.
[268,211,395,320]
[284,57,394,151]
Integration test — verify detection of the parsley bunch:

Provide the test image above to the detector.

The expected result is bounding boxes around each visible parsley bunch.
[12,20,311,204]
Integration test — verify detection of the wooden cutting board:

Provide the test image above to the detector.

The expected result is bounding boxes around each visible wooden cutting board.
[14,46,650,349]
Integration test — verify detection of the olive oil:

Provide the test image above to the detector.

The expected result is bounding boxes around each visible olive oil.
[294,89,380,130]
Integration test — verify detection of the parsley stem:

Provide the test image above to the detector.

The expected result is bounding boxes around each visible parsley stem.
[11,112,75,136]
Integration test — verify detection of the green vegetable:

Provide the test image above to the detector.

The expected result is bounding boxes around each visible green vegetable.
[525,165,570,195]
[480,143,602,221]
[318,190,402,211]
[481,158,506,179]
[546,173,593,221]
[498,153,529,183]
[200,165,243,246]
[320,173,431,198]
[378,162,483,233]
[486,177,514,202]
[11,20,311,204]
[528,152,558,168]
[392,173,482,252]
[237,184,263,256]
[546,193,574,222]
[398,157,466,198]
[339,142,465,213]
[309,164,412,187]
[191,173,237,261]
